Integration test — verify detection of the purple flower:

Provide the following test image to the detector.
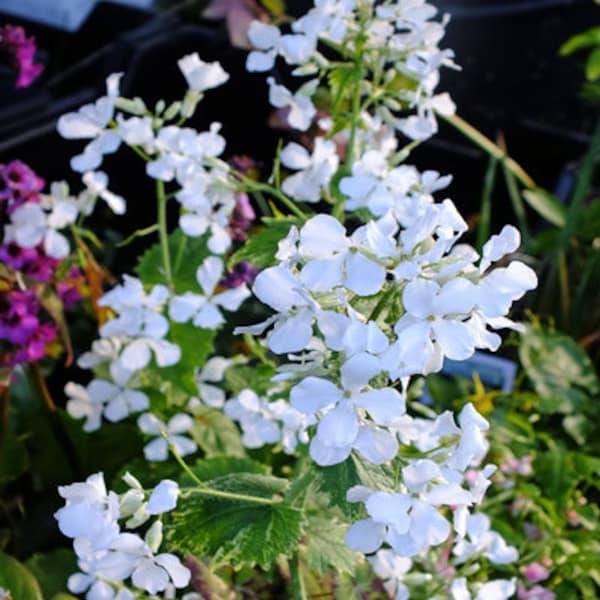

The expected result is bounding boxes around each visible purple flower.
[228,192,256,242]
[517,584,556,600]
[522,562,550,584]
[0,243,59,282]
[0,25,44,89]
[57,267,84,309]
[221,261,258,288]
[0,159,45,213]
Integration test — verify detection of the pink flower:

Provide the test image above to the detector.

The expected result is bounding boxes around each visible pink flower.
[517,584,556,600]
[203,0,267,48]
[0,25,44,88]
[522,562,550,583]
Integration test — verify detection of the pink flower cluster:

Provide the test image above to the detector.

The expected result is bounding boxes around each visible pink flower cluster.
[0,25,44,88]
[0,160,83,367]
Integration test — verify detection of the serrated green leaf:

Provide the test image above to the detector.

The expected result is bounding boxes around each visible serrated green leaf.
[314,454,394,518]
[228,218,298,270]
[190,406,246,457]
[522,188,567,227]
[166,473,303,569]
[25,549,77,599]
[304,516,361,575]
[0,553,43,600]
[135,229,211,294]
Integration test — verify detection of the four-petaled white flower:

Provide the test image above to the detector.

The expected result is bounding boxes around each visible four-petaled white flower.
[137,413,197,462]
[169,256,250,329]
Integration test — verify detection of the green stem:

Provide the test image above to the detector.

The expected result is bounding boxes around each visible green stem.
[368,284,397,322]
[477,155,499,253]
[245,180,307,221]
[289,555,308,600]
[558,115,600,252]
[156,180,174,291]
[167,436,279,505]
[183,486,279,505]
[441,113,536,189]
[502,161,530,251]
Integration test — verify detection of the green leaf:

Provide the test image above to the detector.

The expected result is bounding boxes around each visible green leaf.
[522,188,567,227]
[165,473,303,569]
[560,27,600,56]
[314,453,394,518]
[0,553,43,600]
[304,516,361,575]
[563,414,594,445]
[224,363,277,396]
[228,217,298,270]
[519,326,599,415]
[190,456,268,481]
[190,406,246,457]
[587,47,600,82]
[25,549,77,599]
[0,433,29,485]
[135,229,211,294]
[154,321,215,396]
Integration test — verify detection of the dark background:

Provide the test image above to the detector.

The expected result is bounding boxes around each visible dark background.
[0,0,598,257]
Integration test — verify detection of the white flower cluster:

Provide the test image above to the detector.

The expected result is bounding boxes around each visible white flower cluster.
[54,472,191,598]
[237,213,535,465]
[3,174,124,259]
[246,0,456,139]
[66,276,178,432]
[224,388,315,454]
[57,54,238,254]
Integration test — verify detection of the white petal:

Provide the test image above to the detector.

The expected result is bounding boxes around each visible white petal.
[340,352,381,391]
[147,480,179,514]
[316,402,359,448]
[300,256,345,291]
[309,435,352,466]
[299,214,349,259]
[213,284,251,311]
[345,518,386,554]
[154,553,192,588]
[196,256,223,296]
[344,252,385,296]
[366,491,411,533]
[290,376,343,414]
[353,426,398,464]
[268,311,313,354]
[403,279,439,319]
[355,387,405,425]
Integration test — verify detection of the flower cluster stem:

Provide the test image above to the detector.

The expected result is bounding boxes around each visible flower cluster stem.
[156,180,174,291]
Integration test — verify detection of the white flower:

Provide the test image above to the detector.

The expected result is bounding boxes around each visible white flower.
[280,138,339,203]
[246,21,315,72]
[178,53,229,92]
[4,202,72,259]
[57,73,123,172]
[169,256,250,329]
[147,480,180,515]
[0,588,10,600]
[453,512,518,565]
[290,352,403,466]
[54,472,120,549]
[297,214,386,296]
[267,77,316,131]
[81,171,126,215]
[368,549,412,600]
[137,413,197,462]
[193,355,231,408]
[224,389,281,449]
[65,379,149,431]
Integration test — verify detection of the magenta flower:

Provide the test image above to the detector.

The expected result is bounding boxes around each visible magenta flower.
[517,584,556,600]
[0,25,44,89]
[0,243,59,283]
[522,562,550,584]
[0,289,58,367]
